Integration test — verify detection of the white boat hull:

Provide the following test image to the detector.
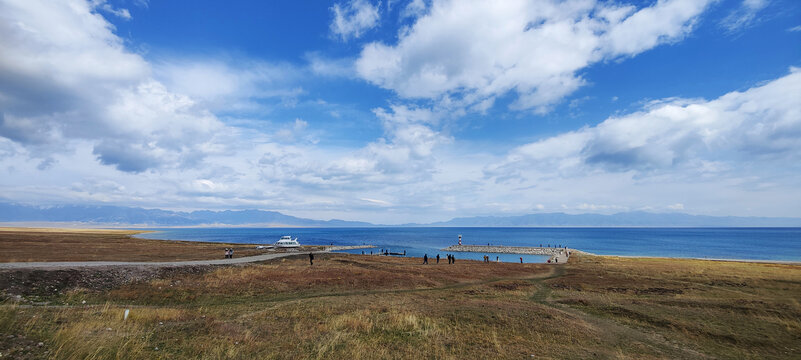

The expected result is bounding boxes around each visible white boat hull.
[275,236,301,248]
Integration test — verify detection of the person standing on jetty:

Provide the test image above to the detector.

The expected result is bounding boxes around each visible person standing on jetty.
[309,252,314,265]
[423,254,428,264]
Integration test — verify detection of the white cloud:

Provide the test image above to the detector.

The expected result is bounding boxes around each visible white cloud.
[576,203,628,211]
[488,68,801,184]
[720,0,770,33]
[401,0,427,19]
[91,0,132,20]
[305,52,356,78]
[787,25,801,32]
[330,0,380,41]
[360,197,393,206]
[274,118,319,144]
[667,203,685,210]
[154,58,304,114]
[323,105,451,182]
[0,0,224,172]
[356,0,714,113]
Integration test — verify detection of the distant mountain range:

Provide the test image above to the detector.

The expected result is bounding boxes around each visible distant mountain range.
[421,211,801,227]
[1,202,800,227]
[0,203,372,227]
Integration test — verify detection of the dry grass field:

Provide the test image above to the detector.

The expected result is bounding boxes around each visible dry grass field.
[0,227,272,262]
[1,229,800,359]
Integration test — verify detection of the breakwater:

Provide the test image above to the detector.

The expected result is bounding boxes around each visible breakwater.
[442,245,578,264]
[441,245,573,256]
[324,245,376,251]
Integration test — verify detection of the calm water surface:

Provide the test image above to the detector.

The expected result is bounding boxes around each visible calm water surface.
[135,227,801,263]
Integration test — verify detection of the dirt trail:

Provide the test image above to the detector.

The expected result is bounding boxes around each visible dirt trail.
[0,251,322,270]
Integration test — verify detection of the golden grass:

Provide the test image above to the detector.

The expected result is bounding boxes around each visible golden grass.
[548,255,801,359]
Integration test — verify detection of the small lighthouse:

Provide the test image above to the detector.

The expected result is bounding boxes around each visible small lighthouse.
[458,234,462,245]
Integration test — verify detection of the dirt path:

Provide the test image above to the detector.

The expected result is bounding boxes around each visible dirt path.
[548,249,569,264]
[0,251,324,270]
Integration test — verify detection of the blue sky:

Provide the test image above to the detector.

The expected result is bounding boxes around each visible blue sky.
[0,0,800,223]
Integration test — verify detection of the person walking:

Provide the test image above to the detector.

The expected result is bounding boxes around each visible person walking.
[309,252,314,265]
[436,254,440,264]
[229,248,234,259]
[520,257,523,263]
[224,248,229,259]
[423,254,428,264]
[452,254,456,264]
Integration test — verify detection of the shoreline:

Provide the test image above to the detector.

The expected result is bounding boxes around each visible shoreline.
[599,254,801,265]
[441,244,801,265]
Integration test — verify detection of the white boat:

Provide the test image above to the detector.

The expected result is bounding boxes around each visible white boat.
[275,235,300,248]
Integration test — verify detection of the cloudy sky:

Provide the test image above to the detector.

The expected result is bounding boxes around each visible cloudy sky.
[0,0,799,224]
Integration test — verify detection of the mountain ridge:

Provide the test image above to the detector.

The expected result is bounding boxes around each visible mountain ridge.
[1,203,799,227]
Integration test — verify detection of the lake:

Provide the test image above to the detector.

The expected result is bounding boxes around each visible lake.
[134,227,801,263]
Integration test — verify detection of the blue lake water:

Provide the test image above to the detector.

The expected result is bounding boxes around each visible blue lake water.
[134,227,801,263]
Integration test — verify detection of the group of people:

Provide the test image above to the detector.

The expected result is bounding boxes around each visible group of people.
[421,254,458,264]
[223,248,234,259]
[483,255,500,263]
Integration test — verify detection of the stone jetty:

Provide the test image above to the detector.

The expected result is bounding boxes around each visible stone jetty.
[441,245,567,255]
[324,245,376,251]
[441,245,581,264]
